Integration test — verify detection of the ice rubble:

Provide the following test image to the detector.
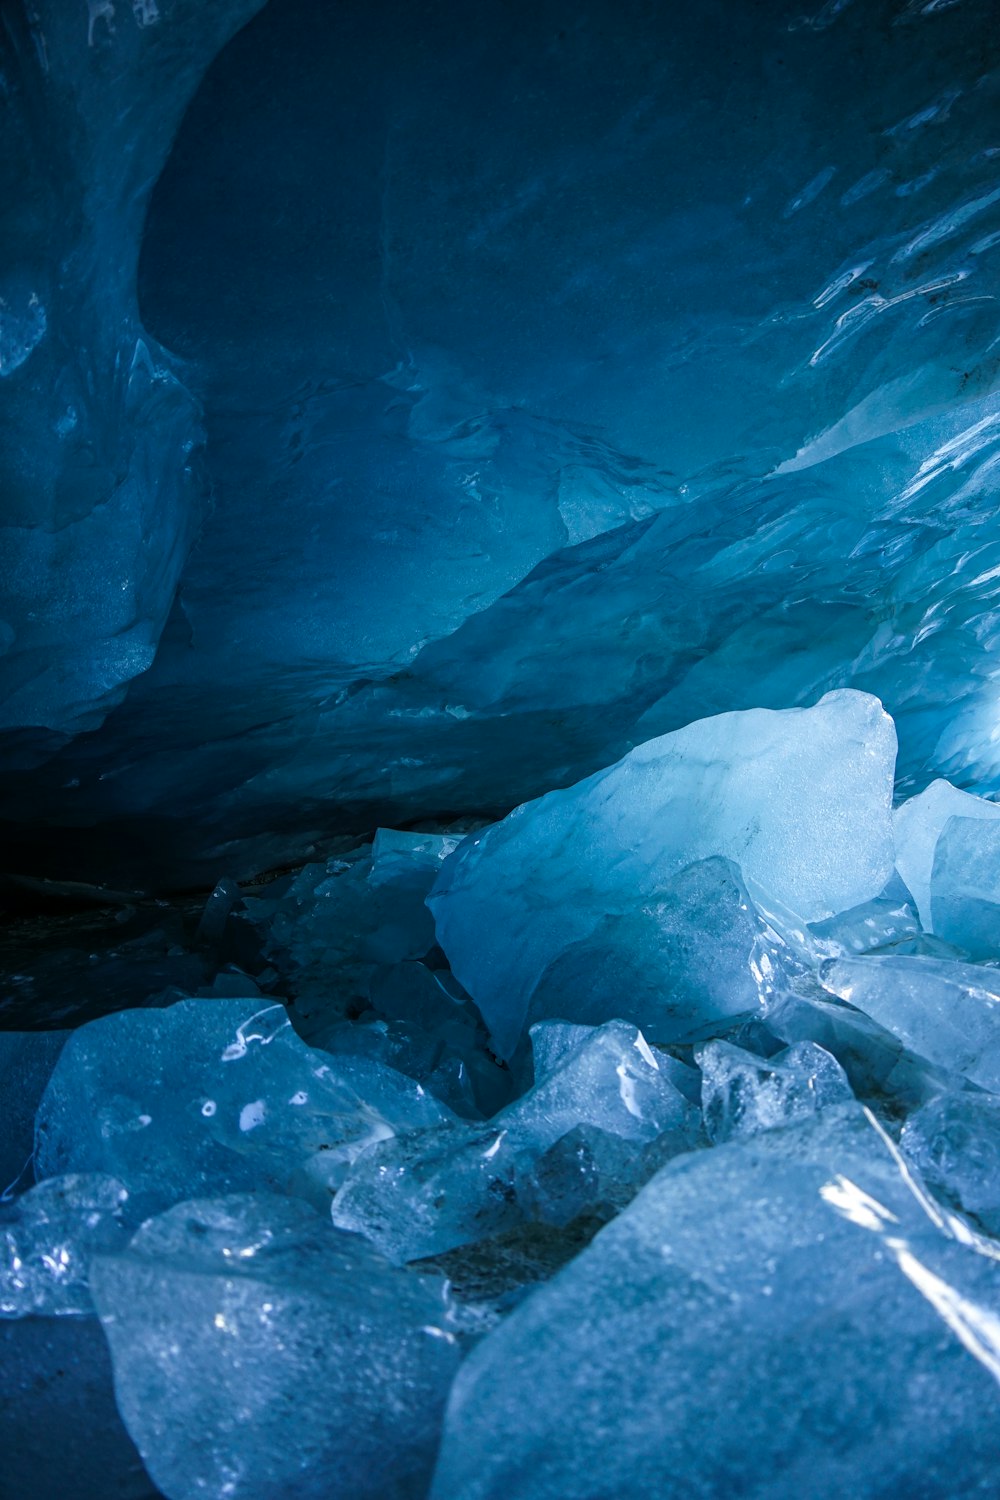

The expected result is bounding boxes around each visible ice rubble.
[5,693,1000,1495]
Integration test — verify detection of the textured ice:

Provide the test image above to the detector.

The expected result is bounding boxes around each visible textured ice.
[1,1173,130,1317]
[35,998,452,1215]
[431,1106,1000,1500]
[928,815,1000,959]
[431,691,896,1057]
[697,1039,853,1143]
[902,1093,1000,1236]
[90,1193,461,1500]
[894,779,1000,934]
[332,1019,699,1262]
[821,955,1000,1093]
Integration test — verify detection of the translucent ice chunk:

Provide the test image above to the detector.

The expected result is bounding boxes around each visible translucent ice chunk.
[1,1174,130,1318]
[332,1019,700,1261]
[929,815,1000,959]
[431,691,896,1057]
[821,955,1000,1092]
[902,1093,1000,1236]
[430,1107,1000,1500]
[90,1193,461,1500]
[893,779,1000,932]
[696,1039,852,1143]
[35,998,453,1216]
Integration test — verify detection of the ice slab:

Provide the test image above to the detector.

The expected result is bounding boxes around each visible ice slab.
[820,955,1000,1093]
[431,691,896,1057]
[90,1193,460,1500]
[893,779,1000,932]
[332,1019,700,1261]
[35,998,453,1216]
[430,1106,1000,1500]
[697,1039,852,1143]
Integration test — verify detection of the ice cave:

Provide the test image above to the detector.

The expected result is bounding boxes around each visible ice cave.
[2,0,1000,1494]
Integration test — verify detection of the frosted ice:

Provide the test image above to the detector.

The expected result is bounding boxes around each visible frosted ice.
[431,691,896,1057]
[332,1019,699,1261]
[90,1193,460,1500]
[431,1106,1000,1500]
[1,1173,130,1317]
[893,779,1000,933]
[697,1039,853,1143]
[821,955,1000,1093]
[35,998,453,1216]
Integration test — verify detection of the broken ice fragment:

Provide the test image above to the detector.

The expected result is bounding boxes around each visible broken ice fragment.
[696,1038,853,1143]
[1,1173,130,1318]
[902,1093,1000,1236]
[35,998,453,1216]
[929,815,1000,959]
[430,1107,1000,1500]
[430,691,896,1057]
[820,955,1000,1093]
[90,1193,460,1500]
[893,778,1000,933]
[332,1019,699,1262]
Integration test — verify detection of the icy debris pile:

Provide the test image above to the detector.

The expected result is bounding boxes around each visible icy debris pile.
[9,691,1000,1495]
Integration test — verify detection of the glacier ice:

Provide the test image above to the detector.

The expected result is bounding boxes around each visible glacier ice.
[430,1107,1000,1500]
[1,1173,130,1318]
[90,1193,461,1500]
[430,690,896,1057]
[35,997,453,1216]
[893,778,1000,934]
[697,1038,853,1143]
[902,1093,1000,1237]
[820,954,1000,1093]
[331,1019,700,1262]
[928,815,1000,959]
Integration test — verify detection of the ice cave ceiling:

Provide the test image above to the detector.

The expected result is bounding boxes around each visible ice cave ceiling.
[1,0,999,890]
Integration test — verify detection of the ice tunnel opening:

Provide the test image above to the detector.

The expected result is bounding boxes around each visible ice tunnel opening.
[6,3,1000,1495]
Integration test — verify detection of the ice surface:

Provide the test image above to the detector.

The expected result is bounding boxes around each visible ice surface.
[332,1019,700,1261]
[929,815,1000,959]
[697,1039,853,1143]
[2,0,1000,888]
[1,1173,130,1317]
[90,1193,460,1500]
[35,998,453,1216]
[902,1093,1000,1236]
[894,779,1000,933]
[431,691,895,1057]
[431,1106,1000,1500]
[821,955,1000,1092]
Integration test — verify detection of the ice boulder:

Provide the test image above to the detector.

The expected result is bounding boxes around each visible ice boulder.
[90,1193,461,1500]
[893,779,1000,933]
[35,998,453,1217]
[430,1106,1000,1500]
[820,955,1000,1093]
[332,1019,700,1262]
[697,1039,852,1143]
[430,691,896,1057]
